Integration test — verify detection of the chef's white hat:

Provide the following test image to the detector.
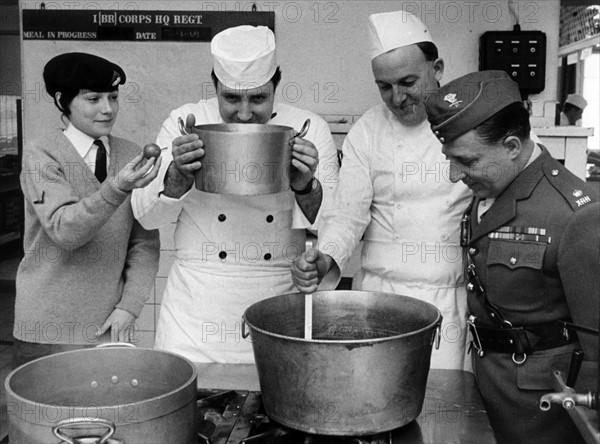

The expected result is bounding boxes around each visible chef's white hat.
[565,93,588,110]
[211,25,277,89]
[368,10,434,60]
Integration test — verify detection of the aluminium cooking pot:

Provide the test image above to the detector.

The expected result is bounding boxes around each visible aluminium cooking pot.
[242,290,442,436]
[4,346,198,443]
[187,119,309,196]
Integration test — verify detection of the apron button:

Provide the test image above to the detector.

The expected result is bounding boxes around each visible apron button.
[218,214,226,222]
[219,251,227,259]
[266,215,274,223]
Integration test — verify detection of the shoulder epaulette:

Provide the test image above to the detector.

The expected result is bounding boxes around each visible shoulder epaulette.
[543,158,599,211]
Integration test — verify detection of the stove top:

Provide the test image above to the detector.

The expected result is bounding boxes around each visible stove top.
[196,389,424,444]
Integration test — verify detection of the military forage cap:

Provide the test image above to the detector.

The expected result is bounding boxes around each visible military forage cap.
[424,70,523,144]
[43,52,126,97]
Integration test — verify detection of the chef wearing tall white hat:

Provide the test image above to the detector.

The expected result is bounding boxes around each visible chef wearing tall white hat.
[560,93,588,126]
[131,25,339,364]
[291,10,473,370]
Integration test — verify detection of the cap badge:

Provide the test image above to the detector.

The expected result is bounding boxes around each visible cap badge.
[111,73,121,87]
[444,93,463,108]
[573,189,583,197]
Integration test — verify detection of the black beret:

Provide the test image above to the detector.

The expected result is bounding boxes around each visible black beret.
[424,70,522,144]
[43,52,126,97]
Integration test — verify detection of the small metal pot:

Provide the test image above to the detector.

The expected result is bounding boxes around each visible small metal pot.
[188,120,309,195]
[242,290,442,436]
[5,346,198,443]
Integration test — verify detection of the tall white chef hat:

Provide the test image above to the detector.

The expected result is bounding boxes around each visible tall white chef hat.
[368,10,434,60]
[211,25,277,89]
[565,93,588,110]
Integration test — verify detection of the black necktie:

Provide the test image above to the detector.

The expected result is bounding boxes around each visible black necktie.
[94,139,107,183]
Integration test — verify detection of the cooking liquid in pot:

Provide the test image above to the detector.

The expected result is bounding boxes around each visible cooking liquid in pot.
[252,300,434,341]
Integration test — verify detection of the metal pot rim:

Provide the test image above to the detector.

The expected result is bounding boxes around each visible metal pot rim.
[191,123,295,134]
[243,290,442,344]
[4,346,198,410]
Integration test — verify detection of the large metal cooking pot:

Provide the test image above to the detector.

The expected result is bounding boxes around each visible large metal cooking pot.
[189,119,309,195]
[242,290,442,436]
[4,346,198,443]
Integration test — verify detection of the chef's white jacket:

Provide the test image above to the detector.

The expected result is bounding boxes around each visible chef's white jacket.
[132,98,338,363]
[318,103,473,370]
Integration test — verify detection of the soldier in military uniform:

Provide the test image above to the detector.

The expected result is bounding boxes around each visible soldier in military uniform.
[424,70,599,444]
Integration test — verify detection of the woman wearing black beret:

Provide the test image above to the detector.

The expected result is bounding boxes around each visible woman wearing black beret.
[12,52,161,367]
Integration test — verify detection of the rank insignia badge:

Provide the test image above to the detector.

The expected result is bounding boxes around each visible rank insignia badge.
[443,93,463,108]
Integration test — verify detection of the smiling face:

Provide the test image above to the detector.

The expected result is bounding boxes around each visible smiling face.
[442,131,524,198]
[64,89,119,139]
[216,81,275,124]
[372,44,443,126]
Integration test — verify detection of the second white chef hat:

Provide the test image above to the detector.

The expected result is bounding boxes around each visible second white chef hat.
[368,10,434,60]
[565,93,588,111]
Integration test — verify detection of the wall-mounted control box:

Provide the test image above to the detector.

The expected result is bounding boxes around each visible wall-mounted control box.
[479,30,546,95]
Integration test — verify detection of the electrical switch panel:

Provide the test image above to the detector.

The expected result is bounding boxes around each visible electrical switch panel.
[479,30,546,96]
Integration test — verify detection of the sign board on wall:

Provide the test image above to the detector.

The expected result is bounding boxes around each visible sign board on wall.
[22,10,274,41]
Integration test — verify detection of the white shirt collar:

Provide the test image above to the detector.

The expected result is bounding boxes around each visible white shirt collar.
[63,124,110,159]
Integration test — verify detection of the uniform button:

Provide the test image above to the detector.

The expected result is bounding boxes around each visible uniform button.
[264,253,272,260]
[467,283,474,291]
[397,144,403,150]
[551,169,559,176]
[441,234,449,241]
[218,214,226,222]
[395,203,402,209]
[266,215,274,223]
[509,257,517,265]
[397,172,403,178]
[219,251,227,259]
[469,247,477,256]
[439,137,445,143]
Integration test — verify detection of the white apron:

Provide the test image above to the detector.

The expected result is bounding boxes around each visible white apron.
[320,108,473,371]
[155,189,305,363]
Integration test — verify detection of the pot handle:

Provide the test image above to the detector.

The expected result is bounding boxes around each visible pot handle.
[178,116,191,136]
[289,119,311,145]
[241,317,250,339]
[95,342,136,349]
[431,322,442,350]
[52,417,118,444]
